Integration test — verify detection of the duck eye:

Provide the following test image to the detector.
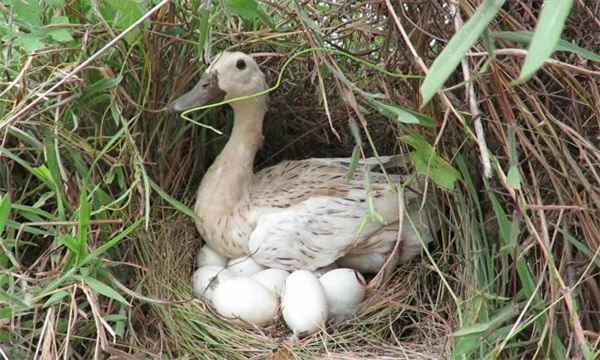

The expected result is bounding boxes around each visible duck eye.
[236,59,246,70]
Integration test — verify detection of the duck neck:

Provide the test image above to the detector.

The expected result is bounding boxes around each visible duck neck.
[227,99,266,162]
[196,97,267,215]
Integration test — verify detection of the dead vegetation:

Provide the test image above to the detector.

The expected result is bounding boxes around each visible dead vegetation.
[1,0,599,359]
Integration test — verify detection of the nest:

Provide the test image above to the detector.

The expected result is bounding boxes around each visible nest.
[130,213,451,359]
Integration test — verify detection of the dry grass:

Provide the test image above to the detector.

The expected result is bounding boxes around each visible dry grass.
[129,212,451,359]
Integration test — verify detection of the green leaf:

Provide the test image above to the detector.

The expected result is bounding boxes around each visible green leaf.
[148,178,200,222]
[7,0,43,26]
[453,322,491,337]
[493,31,600,62]
[0,307,13,320]
[256,5,276,29]
[516,0,574,83]
[319,63,331,80]
[13,33,46,52]
[79,75,123,103]
[104,314,127,322]
[0,287,29,308]
[0,194,11,236]
[196,7,211,56]
[59,235,80,255]
[372,100,435,127]
[560,228,600,269]
[346,145,360,181]
[43,290,70,307]
[316,4,329,12]
[77,185,90,260]
[296,4,321,34]
[453,334,480,358]
[46,0,66,8]
[30,165,54,184]
[104,0,147,43]
[81,220,142,265]
[484,178,510,245]
[420,0,506,105]
[43,130,66,220]
[223,0,259,21]
[452,305,518,357]
[506,165,521,189]
[47,16,74,42]
[82,276,130,306]
[400,133,460,190]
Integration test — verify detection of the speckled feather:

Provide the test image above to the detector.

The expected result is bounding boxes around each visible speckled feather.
[248,158,409,270]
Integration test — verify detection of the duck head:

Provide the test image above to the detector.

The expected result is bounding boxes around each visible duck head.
[170,51,268,112]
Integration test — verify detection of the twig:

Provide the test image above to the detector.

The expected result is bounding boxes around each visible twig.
[15,219,124,245]
[450,2,493,178]
[0,55,33,99]
[385,0,429,74]
[525,204,594,211]
[80,284,110,360]
[33,307,54,360]
[575,0,600,28]
[53,95,70,186]
[108,273,194,305]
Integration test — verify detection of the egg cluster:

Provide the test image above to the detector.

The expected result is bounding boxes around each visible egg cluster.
[191,245,367,337]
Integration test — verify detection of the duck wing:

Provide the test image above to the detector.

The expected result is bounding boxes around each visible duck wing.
[247,157,422,270]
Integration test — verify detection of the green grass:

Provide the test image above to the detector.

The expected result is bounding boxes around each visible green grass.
[1,0,599,359]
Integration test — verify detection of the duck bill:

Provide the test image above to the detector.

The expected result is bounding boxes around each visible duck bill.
[169,71,226,112]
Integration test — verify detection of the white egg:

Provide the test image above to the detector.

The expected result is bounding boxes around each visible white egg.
[191,265,235,301]
[281,270,328,337]
[319,268,366,321]
[212,277,279,326]
[251,269,290,297]
[196,245,228,268]
[227,256,265,277]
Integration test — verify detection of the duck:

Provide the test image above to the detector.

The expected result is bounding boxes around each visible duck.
[170,51,438,274]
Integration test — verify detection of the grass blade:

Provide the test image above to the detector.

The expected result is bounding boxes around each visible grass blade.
[196,4,211,57]
[453,305,518,337]
[59,235,80,255]
[82,276,130,306]
[371,100,435,127]
[256,6,276,29]
[515,0,574,83]
[0,194,10,235]
[420,0,506,104]
[492,31,600,62]
[148,178,199,222]
[346,145,360,181]
[44,129,66,219]
[77,184,90,261]
[43,290,70,307]
[400,133,460,190]
[81,220,142,266]
[0,287,30,308]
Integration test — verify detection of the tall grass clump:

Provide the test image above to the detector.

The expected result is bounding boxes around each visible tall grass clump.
[1,0,599,359]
